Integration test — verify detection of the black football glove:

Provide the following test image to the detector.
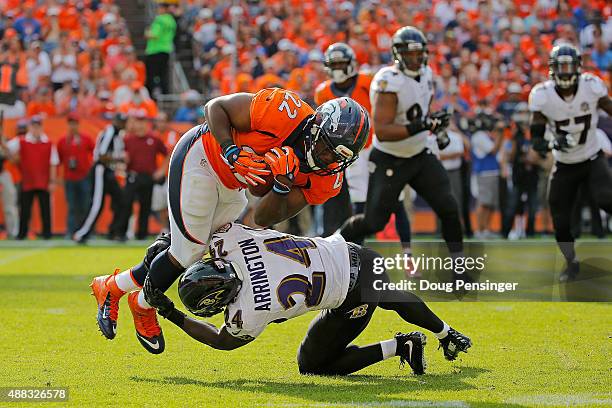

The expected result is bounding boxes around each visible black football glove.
[405,116,430,136]
[143,275,175,318]
[143,233,171,270]
[428,111,451,134]
[436,131,450,150]
[531,137,550,158]
[552,133,576,153]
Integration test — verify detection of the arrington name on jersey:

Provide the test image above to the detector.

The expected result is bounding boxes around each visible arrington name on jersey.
[208,223,351,340]
[528,73,608,164]
[370,65,435,158]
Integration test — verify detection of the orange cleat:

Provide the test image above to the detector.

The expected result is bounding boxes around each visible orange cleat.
[128,291,165,354]
[90,269,126,340]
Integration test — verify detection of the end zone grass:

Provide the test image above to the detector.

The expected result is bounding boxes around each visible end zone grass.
[0,245,610,407]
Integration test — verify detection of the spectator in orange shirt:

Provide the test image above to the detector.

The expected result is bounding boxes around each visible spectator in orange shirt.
[26,87,57,117]
[254,59,286,89]
[209,44,233,91]
[124,46,146,84]
[118,81,158,118]
[54,80,79,115]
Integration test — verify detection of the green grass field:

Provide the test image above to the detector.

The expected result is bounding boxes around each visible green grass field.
[0,243,610,407]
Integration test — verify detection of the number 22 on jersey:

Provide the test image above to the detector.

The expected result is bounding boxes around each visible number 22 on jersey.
[277,91,302,119]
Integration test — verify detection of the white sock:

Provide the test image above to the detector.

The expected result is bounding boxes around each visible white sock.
[115,269,139,292]
[402,246,412,256]
[137,290,152,309]
[435,321,450,339]
[380,339,397,360]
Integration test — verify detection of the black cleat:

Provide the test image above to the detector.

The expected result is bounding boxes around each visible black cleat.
[559,260,579,282]
[438,327,472,361]
[395,331,427,375]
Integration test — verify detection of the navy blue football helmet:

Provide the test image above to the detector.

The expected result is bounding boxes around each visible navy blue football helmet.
[392,26,428,78]
[305,97,370,175]
[549,44,582,90]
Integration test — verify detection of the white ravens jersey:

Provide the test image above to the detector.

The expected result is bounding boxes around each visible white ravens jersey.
[370,65,435,158]
[210,223,351,340]
[528,73,608,164]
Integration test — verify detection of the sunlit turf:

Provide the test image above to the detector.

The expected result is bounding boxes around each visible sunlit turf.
[0,244,610,407]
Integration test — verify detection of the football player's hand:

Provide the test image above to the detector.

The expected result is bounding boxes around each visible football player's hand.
[143,275,175,318]
[552,133,576,153]
[144,232,171,270]
[427,111,451,134]
[264,146,299,195]
[436,131,450,150]
[222,144,271,186]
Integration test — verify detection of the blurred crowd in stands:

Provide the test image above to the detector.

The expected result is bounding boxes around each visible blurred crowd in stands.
[0,0,611,240]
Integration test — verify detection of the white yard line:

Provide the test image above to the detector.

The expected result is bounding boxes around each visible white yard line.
[0,248,49,267]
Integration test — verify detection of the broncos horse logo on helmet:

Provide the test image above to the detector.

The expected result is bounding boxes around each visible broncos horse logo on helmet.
[304,97,370,176]
[549,44,582,90]
[323,42,358,84]
[392,26,428,78]
[178,258,242,317]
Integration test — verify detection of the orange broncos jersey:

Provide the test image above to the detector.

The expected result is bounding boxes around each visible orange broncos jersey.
[202,87,344,205]
[314,73,374,147]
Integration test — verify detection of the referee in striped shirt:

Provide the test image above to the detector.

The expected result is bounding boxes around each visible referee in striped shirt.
[73,113,127,243]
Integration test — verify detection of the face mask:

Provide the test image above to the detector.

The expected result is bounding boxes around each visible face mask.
[330,69,350,83]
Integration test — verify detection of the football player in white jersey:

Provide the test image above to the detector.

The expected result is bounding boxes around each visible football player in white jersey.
[340,26,465,279]
[142,222,471,376]
[529,44,612,282]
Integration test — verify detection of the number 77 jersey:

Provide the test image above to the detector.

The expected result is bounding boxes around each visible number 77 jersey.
[209,223,351,340]
[528,73,608,164]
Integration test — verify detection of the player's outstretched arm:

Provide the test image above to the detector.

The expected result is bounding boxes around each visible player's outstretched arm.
[598,95,612,116]
[181,318,252,351]
[143,277,251,350]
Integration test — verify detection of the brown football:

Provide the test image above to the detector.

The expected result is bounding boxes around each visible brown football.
[247,167,274,197]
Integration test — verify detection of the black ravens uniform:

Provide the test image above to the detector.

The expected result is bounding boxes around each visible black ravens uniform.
[340,27,464,259]
[141,222,472,375]
[529,44,612,281]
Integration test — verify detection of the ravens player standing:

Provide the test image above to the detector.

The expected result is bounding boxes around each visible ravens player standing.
[142,222,472,375]
[340,27,465,274]
[529,44,612,282]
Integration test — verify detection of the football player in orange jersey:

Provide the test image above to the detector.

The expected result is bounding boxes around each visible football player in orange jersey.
[90,88,370,354]
[315,43,415,274]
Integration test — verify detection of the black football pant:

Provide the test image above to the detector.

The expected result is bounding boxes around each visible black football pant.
[119,172,154,240]
[322,177,352,237]
[18,189,51,239]
[549,152,612,261]
[74,165,124,241]
[340,148,463,253]
[297,245,444,376]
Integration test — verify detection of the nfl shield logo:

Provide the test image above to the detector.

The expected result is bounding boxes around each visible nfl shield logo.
[580,102,589,112]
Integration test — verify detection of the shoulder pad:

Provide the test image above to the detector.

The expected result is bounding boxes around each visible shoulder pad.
[372,67,402,93]
[528,82,549,112]
[582,73,607,99]
[314,81,329,95]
